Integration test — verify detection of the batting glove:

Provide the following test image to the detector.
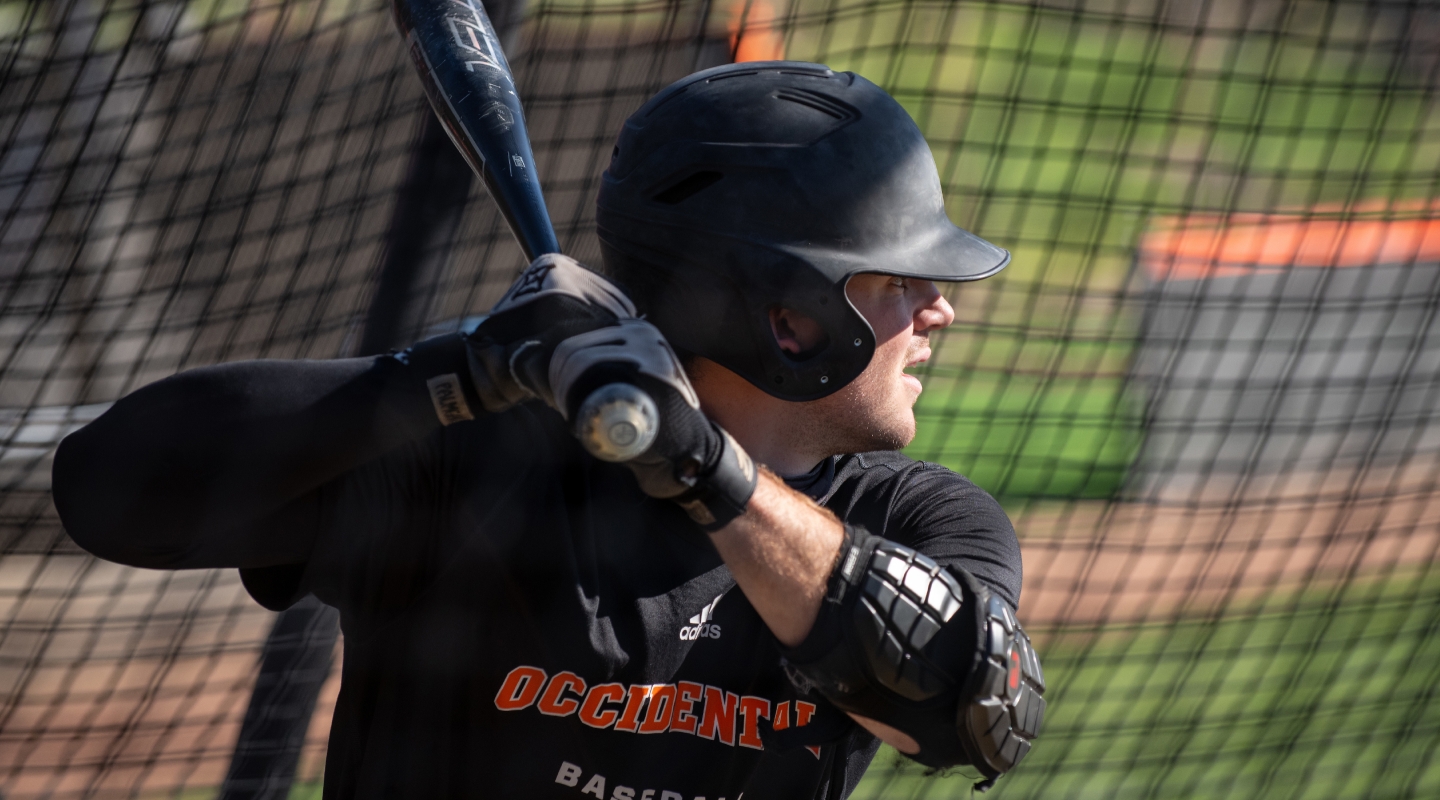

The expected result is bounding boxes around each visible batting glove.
[550,321,758,529]
[465,253,637,411]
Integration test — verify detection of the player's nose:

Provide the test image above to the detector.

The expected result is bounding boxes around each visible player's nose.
[912,280,955,334]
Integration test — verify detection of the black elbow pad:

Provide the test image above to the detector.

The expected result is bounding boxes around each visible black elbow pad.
[782,527,1045,786]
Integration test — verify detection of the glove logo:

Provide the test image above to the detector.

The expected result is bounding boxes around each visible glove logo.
[679,593,724,640]
[503,260,555,303]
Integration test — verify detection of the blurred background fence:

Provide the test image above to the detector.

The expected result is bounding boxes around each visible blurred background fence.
[2,0,1438,796]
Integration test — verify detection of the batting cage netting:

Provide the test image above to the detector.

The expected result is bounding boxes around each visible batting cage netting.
[2,0,1438,796]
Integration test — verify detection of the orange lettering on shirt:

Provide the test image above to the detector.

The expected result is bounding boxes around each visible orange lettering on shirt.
[638,684,676,733]
[493,665,547,711]
[670,681,704,735]
[795,701,817,727]
[697,687,739,746]
[773,700,790,730]
[738,695,770,750]
[614,684,653,733]
[577,683,625,729]
[536,671,586,717]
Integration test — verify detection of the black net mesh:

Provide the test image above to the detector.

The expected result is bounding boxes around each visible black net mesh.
[2,0,1438,797]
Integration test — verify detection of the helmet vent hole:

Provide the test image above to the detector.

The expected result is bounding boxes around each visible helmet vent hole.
[653,171,724,204]
[707,70,759,83]
[774,88,856,121]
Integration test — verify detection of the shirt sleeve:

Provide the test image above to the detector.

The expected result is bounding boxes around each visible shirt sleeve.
[52,334,483,604]
[237,429,443,612]
[256,402,571,622]
[885,462,1022,608]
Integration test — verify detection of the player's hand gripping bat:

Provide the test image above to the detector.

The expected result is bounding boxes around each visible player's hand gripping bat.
[391,0,658,461]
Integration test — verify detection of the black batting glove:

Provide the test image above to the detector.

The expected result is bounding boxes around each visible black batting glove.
[466,254,637,412]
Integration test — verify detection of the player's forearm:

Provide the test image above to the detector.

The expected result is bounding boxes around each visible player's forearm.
[707,473,929,752]
[707,470,845,647]
[52,339,469,569]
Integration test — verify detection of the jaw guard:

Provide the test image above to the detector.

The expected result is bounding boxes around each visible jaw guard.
[782,527,1045,788]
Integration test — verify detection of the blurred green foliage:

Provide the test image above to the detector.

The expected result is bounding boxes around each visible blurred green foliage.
[775,0,1440,498]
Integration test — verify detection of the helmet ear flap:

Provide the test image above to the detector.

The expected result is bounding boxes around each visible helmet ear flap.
[766,305,831,361]
[597,238,875,400]
[750,272,875,399]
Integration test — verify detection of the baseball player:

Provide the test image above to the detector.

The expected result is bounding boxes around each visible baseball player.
[52,63,1044,799]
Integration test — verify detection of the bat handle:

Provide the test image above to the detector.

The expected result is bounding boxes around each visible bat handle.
[574,382,659,462]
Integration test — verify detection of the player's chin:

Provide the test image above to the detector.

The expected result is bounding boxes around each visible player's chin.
[899,408,918,445]
[869,405,918,451]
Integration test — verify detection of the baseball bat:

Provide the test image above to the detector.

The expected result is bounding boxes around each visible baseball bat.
[391,0,657,462]
[390,0,555,259]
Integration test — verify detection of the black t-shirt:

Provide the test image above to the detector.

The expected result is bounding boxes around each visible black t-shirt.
[238,402,1022,800]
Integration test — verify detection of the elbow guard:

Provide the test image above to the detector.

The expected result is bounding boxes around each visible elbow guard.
[783,527,1045,787]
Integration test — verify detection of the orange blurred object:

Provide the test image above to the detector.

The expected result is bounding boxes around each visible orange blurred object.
[1141,209,1440,281]
[729,0,786,62]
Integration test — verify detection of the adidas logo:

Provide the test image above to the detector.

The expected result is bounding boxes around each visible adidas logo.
[679,593,724,641]
[689,594,722,625]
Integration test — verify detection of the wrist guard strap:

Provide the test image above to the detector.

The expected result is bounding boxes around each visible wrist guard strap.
[783,527,1045,788]
[394,333,485,427]
[673,428,758,531]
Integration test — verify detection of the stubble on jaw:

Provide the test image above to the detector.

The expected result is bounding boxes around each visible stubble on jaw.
[685,328,928,462]
[799,343,921,457]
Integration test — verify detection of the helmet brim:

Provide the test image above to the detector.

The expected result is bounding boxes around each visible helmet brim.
[781,222,1011,285]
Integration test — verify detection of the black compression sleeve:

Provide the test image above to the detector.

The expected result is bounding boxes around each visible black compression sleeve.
[52,335,474,570]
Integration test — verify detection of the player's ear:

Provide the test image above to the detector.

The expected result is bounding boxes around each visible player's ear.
[769,306,829,358]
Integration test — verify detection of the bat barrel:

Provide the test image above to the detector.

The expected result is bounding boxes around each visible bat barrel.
[392,0,559,259]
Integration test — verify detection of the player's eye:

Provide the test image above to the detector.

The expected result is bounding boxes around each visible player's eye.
[889,276,906,289]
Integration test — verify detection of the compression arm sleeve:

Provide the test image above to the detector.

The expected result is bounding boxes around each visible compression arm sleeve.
[52,335,476,570]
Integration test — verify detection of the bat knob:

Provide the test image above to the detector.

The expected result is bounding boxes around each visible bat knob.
[575,382,658,462]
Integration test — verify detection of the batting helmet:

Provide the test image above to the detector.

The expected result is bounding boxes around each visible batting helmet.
[596,61,1009,401]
